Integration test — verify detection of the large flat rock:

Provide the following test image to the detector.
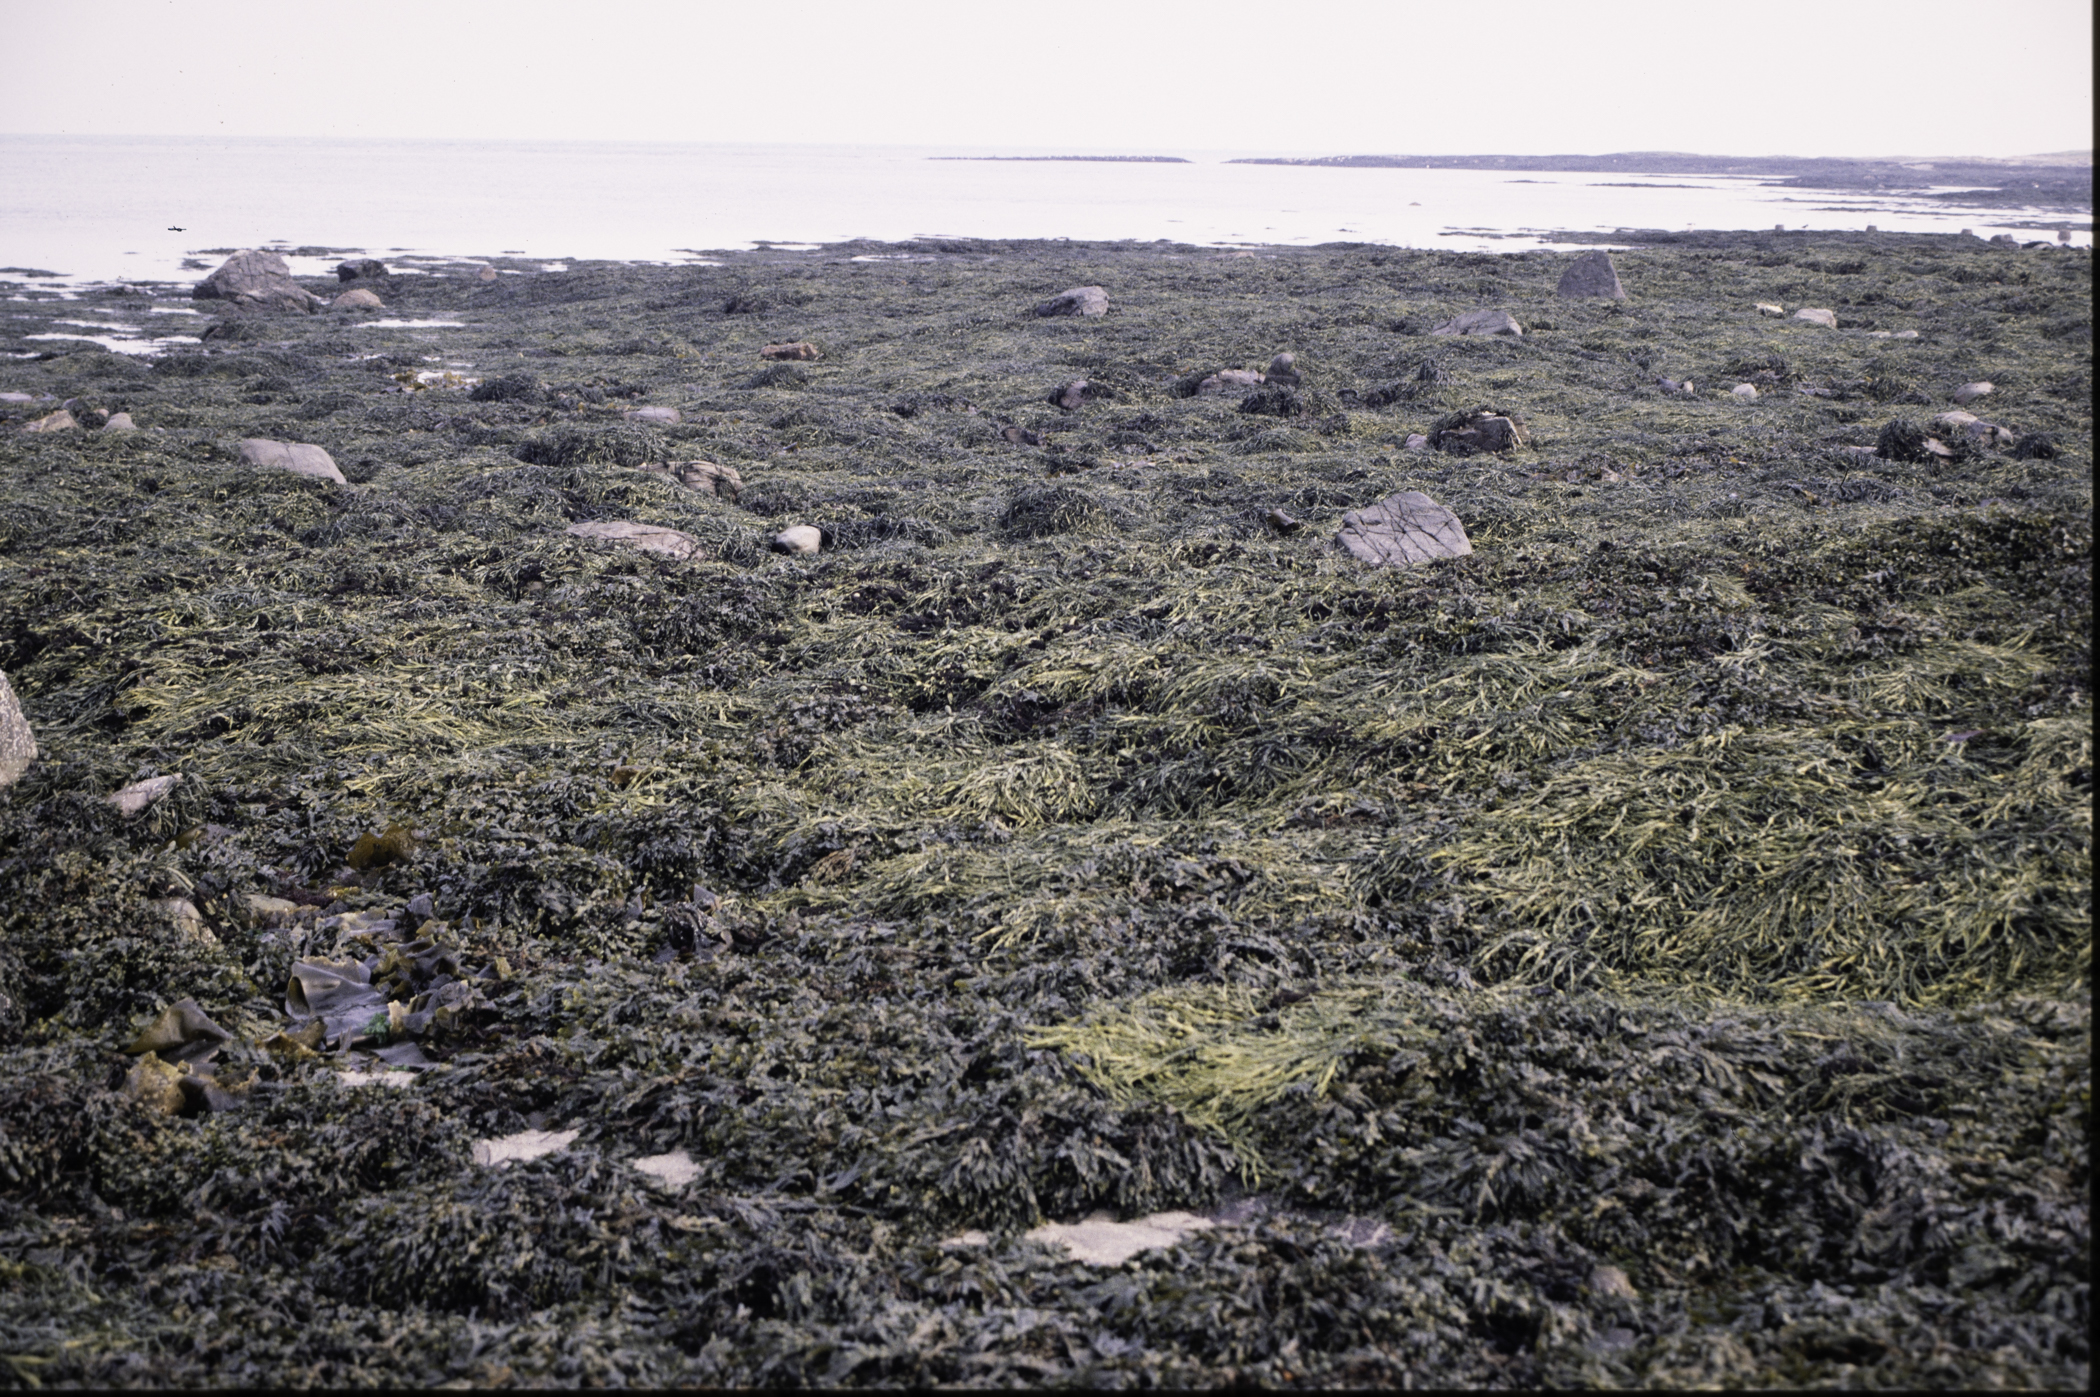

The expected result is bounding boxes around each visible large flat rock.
[1336,491,1474,568]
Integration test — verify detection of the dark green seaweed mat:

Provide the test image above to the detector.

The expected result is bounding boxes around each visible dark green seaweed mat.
[0,232,2088,1387]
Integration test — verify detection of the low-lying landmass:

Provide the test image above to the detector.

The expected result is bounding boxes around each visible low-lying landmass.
[0,230,2089,1387]
[1231,151,2095,215]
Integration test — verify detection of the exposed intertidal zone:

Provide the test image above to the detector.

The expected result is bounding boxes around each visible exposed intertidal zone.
[0,232,2089,1387]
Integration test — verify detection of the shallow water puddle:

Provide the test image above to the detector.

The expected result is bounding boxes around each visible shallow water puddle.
[632,1150,701,1187]
[1021,1210,1215,1266]
[471,1129,578,1167]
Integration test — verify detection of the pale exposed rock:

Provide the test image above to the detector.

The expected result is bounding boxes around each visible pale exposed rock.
[1755,302,1785,316]
[1025,1210,1214,1267]
[939,1230,991,1250]
[238,438,345,483]
[1934,410,1979,429]
[1866,329,1921,339]
[0,669,35,790]
[102,411,136,431]
[1403,433,1430,452]
[565,520,704,561]
[1556,249,1627,299]
[1049,378,1092,410]
[331,288,384,310]
[1264,351,1302,385]
[1431,409,1526,454]
[1336,491,1474,568]
[472,1129,579,1167]
[152,897,217,946]
[110,774,181,816]
[760,341,820,361]
[1730,383,1759,400]
[1429,309,1523,337]
[193,249,324,313]
[1656,377,1695,396]
[623,405,681,424]
[476,266,498,282]
[634,1150,701,1187]
[338,1070,416,1088]
[1587,1265,1640,1299]
[1952,381,1993,405]
[1034,285,1109,317]
[21,409,78,433]
[772,525,822,555]
[1792,307,1838,328]
[243,893,303,926]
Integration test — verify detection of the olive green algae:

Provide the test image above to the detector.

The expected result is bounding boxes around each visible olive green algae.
[0,232,2088,1387]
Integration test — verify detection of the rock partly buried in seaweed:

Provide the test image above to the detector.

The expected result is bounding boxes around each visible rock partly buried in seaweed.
[470,372,544,403]
[192,249,324,313]
[336,257,390,284]
[237,438,345,482]
[1049,378,1116,410]
[1731,383,1759,400]
[109,774,182,816]
[1336,490,1474,568]
[771,525,822,554]
[1024,1210,1215,1267]
[1430,309,1523,337]
[1756,301,1786,316]
[20,409,77,433]
[331,288,383,310]
[760,341,821,361]
[1265,351,1303,386]
[1875,419,1958,463]
[1556,249,1627,299]
[0,668,35,790]
[102,411,135,431]
[1953,380,1994,405]
[473,1129,578,1168]
[1001,424,1042,446]
[566,520,704,560]
[623,405,681,425]
[1429,406,1526,454]
[1033,285,1109,317]
[1793,307,1838,327]
[1002,484,1113,539]
[638,459,742,500]
[1656,377,1696,396]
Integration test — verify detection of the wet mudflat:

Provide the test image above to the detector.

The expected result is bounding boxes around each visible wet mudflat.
[0,231,2088,1387]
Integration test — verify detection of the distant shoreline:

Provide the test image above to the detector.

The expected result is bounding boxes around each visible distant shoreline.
[930,155,1192,164]
[1228,151,2093,211]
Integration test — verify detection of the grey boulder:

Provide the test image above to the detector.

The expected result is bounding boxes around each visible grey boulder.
[1034,286,1109,317]
[336,258,391,284]
[1793,307,1838,328]
[331,288,384,310]
[0,669,35,790]
[1430,309,1523,337]
[193,250,324,313]
[772,525,822,555]
[1556,250,1626,299]
[1430,408,1526,455]
[638,460,741,501]
[238,439,345,483]
[566,520,704,560]
[1198,369,1265,395]
[1265,352,1302,386]
[1337,492,1474,568]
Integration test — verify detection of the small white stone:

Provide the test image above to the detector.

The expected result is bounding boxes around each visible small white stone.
[1754,302,1785,316]
[633,1150,701,1187]
[471,1129,578,1167]
[339,1070,416,1088]
[1792,307,1837,328]
[1024,1210,1214,1267]
[1730,384,1758,400]
[109,774,181,815]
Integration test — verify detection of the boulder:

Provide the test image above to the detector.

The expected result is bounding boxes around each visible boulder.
[336,258,390,284]
[1265,352,1303,386]
[1049,379,1092,411]
[1403,433,1430,452]
[102,411,136,431]
[1656,377,1696,396]
[1002,425,1042,446]
[1792,307,1837,328]
[477,266,498,282]
[1336,491,1474,568]
[21,409,77,432]
[1429,309,1523,337]
[193,250,324,313]
[1430,407,1525,455]
[331,288,384,310]
[1755,302,1785,316]
[0,669,35,790]
[772,525,822,555]
[237,439,345,483]
[1952,381,1993,405]
[1730,384,1758,400]
[1556,250,1627,299]
[1033,285,1109,318]
[623,405,681,424]
[565,520,703,560]
[760,341,820,361]
[1197,369,1264,395]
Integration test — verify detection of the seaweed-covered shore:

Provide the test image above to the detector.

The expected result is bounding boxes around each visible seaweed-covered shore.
[0,231,2089,1387]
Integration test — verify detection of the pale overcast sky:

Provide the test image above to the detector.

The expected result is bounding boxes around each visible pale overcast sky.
[1,0,2089,157]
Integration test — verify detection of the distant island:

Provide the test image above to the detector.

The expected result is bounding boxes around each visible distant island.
[1228,151,2093,211]
[931,155,1192,164]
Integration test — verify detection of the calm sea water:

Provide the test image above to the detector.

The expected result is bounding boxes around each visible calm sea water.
[1,135,2083,291]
